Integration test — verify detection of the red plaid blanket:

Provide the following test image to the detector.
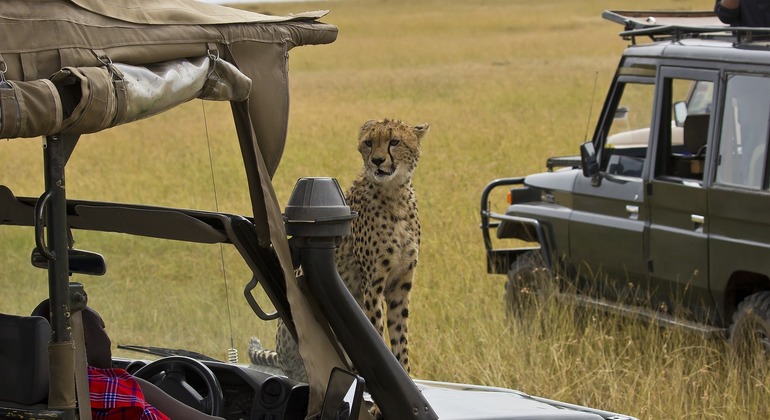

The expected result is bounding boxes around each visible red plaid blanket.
[88,366,170,420]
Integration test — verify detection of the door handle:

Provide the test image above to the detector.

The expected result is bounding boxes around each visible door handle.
[691,214,705,224]
[626,205,639,219]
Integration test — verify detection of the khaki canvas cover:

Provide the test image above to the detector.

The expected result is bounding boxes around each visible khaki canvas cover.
[0,0,335,178]
[0,0,349,415]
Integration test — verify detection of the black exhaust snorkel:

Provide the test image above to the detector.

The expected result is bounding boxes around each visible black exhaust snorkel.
[284,177,437,420]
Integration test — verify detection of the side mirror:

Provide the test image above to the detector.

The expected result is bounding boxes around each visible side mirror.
[31,248,106,276]
[673,101,688,127]
[580,142,599,178]
[320,367,365,420]
[614,106,629,120]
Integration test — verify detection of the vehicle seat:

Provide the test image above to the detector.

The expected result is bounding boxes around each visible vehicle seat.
[683,114,709,157]
[0,313,51,406]
[683,113,709,176]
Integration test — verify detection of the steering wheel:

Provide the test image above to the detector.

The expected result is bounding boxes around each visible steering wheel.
[133,355,225,417]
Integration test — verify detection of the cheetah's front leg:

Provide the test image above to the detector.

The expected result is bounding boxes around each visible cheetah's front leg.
[385,269,413,374]
[362,281,386,338]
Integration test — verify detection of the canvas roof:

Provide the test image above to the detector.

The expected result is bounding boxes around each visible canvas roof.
[0,0,337,242]
[0,1,344,412]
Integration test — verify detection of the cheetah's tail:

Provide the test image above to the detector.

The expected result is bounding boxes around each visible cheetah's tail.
[248,336,281,368]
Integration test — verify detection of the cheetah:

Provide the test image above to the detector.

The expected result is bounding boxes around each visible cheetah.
[274,118,429,383]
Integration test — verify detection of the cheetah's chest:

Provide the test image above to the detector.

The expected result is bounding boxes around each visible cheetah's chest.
[349,194,419,274]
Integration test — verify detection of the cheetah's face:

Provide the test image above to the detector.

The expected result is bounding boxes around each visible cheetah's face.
[357,119,430,185]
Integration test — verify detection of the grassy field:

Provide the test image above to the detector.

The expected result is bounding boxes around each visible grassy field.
[2,0,769,418]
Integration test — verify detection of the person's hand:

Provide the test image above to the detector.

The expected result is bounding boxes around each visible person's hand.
[719,0,740,10]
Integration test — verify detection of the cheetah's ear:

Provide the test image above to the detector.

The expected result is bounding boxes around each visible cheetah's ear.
[360,119,379,135]
[413,123,430,140]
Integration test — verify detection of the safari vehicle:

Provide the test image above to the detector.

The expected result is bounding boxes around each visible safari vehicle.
[0,1,638,420]
[481,10,770,356]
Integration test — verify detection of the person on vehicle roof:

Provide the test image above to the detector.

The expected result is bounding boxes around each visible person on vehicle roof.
[714,0,770,27]
[32,300,224,420]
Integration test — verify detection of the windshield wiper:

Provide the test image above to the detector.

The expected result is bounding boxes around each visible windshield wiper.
[117,344,222,362]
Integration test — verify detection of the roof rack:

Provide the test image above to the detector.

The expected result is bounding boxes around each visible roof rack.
[603,10,770,45]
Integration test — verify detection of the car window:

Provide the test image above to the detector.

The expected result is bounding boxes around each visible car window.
[715,74,770,189]
[686,80,714,115]
[603,81,655,178]
[656,78,714,183]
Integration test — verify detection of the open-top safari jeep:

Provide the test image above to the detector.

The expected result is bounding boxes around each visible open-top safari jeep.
[0,1,637,419]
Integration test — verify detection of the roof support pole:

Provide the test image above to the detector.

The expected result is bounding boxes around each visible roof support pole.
[39,133,79,420]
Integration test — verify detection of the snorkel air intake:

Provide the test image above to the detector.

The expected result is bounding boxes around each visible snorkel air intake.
[284,177,437,420]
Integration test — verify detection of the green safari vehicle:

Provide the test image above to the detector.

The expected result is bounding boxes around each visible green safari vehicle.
[482,10,770,359]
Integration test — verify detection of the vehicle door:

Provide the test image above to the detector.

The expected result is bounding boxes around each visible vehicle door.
[709,73,770,325]
[647,69,717,324]
[570,66,655,303]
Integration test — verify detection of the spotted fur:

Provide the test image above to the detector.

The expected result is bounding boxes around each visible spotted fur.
[337,118,428,374]
[275,119,429,384]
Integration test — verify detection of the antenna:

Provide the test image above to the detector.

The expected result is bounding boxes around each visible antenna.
[201,100,239,364]
[583,71,600,143]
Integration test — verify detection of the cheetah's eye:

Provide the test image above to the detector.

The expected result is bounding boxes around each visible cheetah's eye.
[389,140,400,147]
[363,140,372,147]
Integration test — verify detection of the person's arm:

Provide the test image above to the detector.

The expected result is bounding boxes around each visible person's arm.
[715,0,741,25]
[135,377,225,420]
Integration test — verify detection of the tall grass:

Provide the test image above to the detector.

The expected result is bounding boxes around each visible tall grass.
[1,0,768,418]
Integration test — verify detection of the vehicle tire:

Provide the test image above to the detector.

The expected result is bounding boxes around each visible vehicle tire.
[504,251,552,319]
[729,291,770,370]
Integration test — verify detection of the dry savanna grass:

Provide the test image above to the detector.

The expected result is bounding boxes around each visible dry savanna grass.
[1,0,768,418]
